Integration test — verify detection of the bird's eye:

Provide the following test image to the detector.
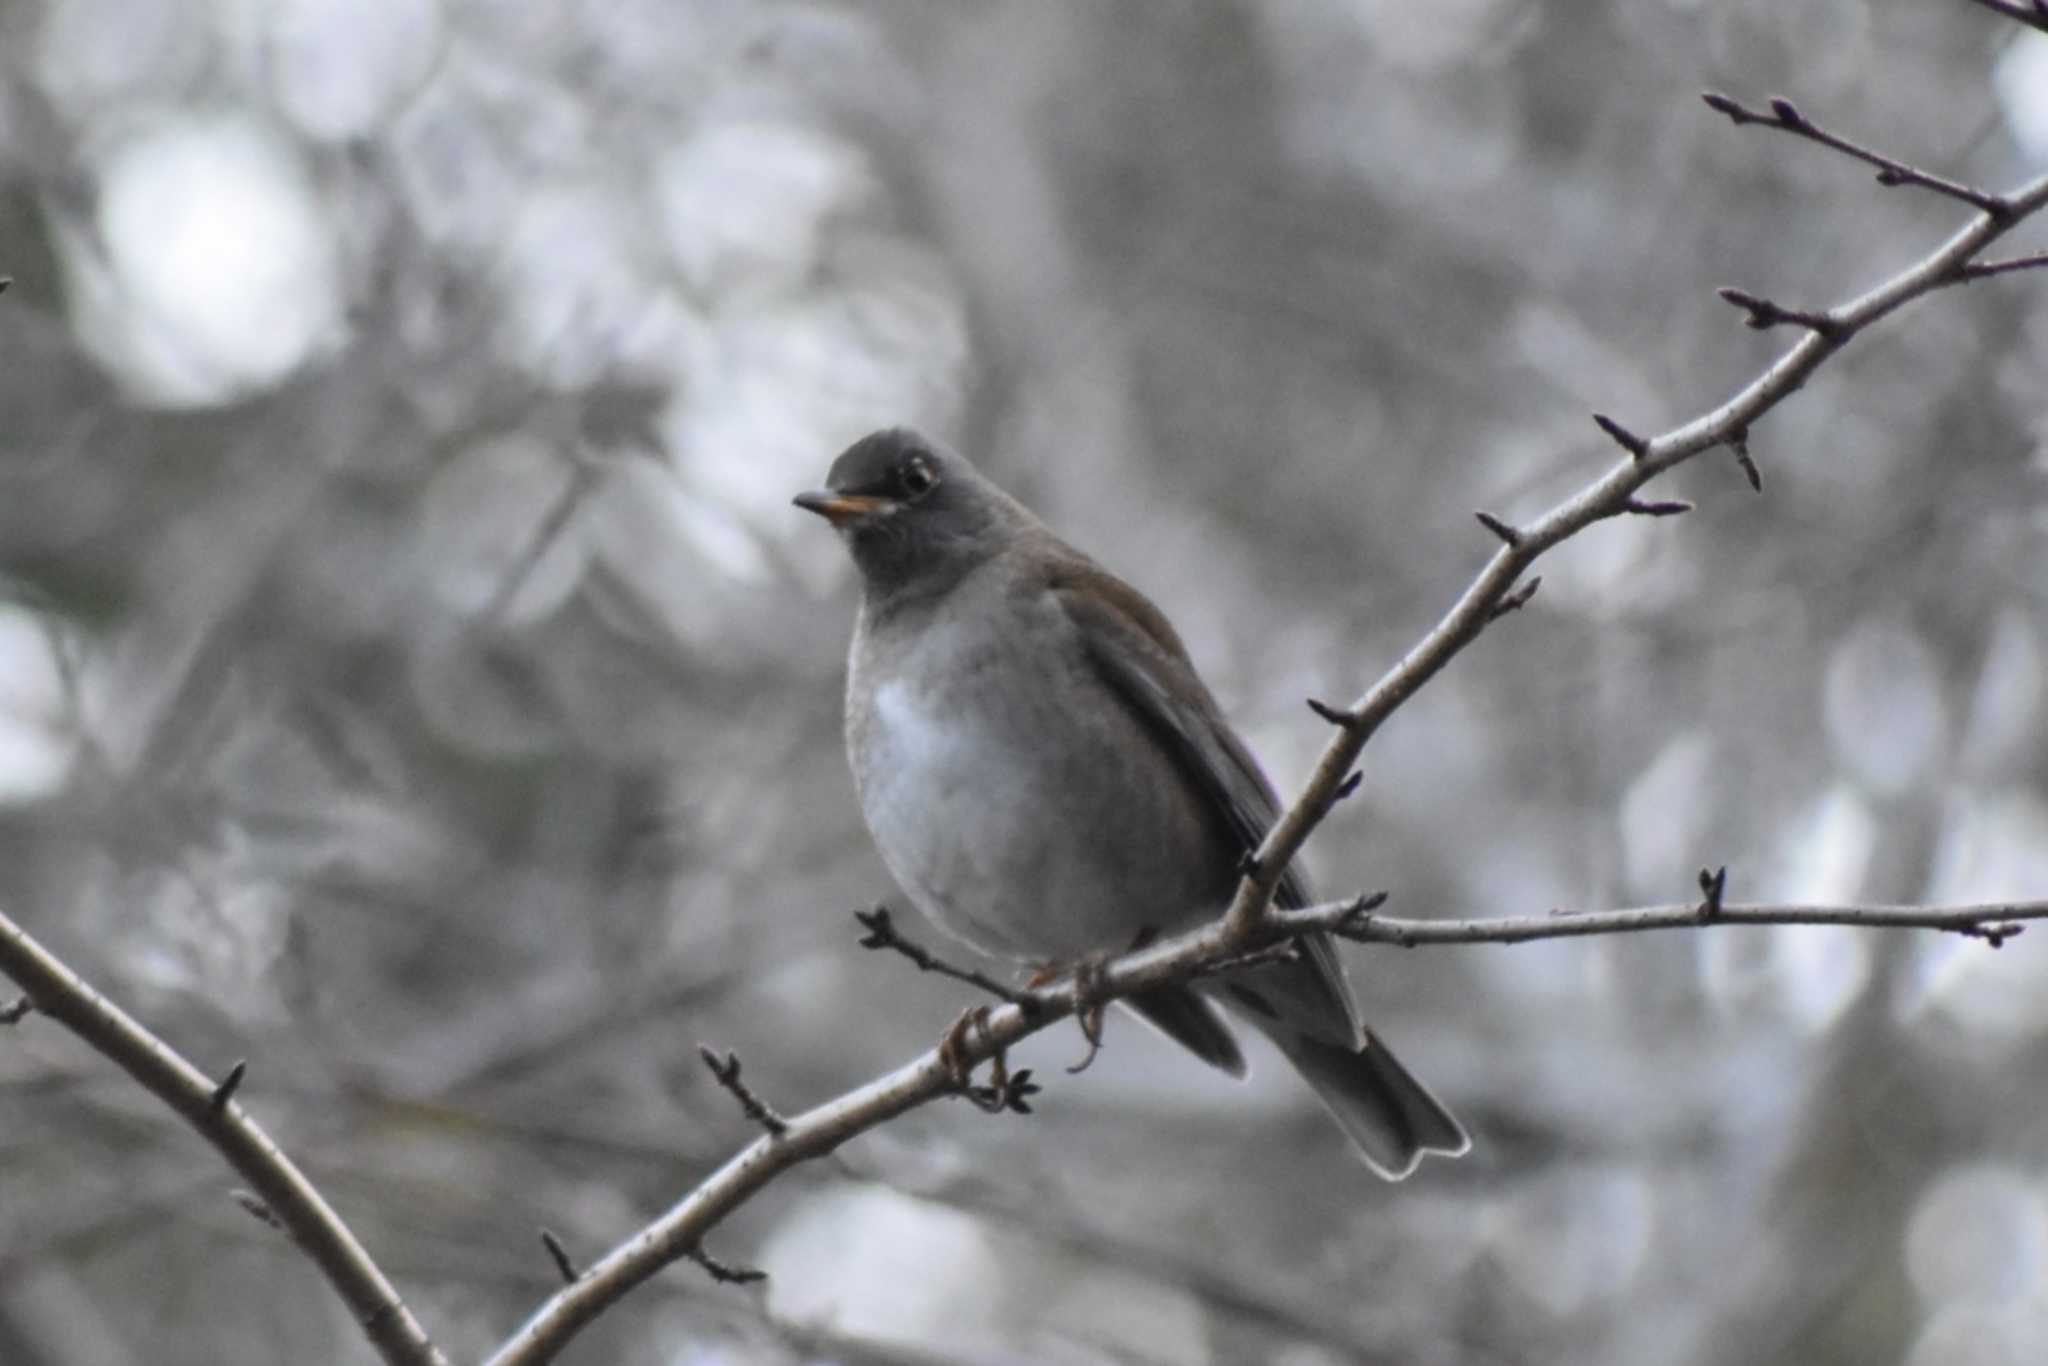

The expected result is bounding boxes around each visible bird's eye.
[900,459,936,497]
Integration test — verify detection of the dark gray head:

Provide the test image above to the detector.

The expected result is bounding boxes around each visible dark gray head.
[794,428,1029,602]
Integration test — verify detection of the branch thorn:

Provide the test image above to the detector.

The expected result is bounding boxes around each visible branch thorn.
[1697,866,1728,919]
[1624,498,1694,518]
[1306,696,1360,728]
[1474,510,1522,546]
[1334,770,1363,801]
[540,1228,579,1284]
[687,1245,768,1285]
[0,995,30,1025]
[210,1060,248,1113]
[1730,434,1763,492]
[1593,413,1651,460]
[1488,576,1541,621]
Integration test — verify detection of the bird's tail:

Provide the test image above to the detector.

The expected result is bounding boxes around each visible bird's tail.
[1261,1025,1469,1180]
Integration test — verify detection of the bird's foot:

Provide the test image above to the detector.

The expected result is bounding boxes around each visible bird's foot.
[1023,944,1136,1076]
[940,1005,1017,1114]
[1065,959,1111,1075]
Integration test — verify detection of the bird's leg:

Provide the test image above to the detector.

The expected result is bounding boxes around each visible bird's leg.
[1065,958,1109,1075]
[939,1005,1014,1113]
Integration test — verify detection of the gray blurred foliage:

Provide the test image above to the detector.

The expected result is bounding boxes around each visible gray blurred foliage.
[2,1,2047,1363]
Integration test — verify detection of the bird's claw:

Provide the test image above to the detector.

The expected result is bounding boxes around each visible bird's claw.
[940,1005,1014,1113]
[1066,959,1109,1075]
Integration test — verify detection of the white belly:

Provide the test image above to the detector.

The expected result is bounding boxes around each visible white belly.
[850,605,1227,965]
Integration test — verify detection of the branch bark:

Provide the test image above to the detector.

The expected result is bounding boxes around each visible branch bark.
[0,908,449,1366]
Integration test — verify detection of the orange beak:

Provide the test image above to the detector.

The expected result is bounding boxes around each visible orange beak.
[793,490,892,527]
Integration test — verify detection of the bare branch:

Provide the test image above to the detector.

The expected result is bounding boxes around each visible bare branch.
[0,908,449,1366]
[1215,165,2048,946]
[1716,286,1845,337]
[1290,896,2048,948]
[697,1045,788,1137]
[853,906,1034,1008]
[1957,252,2048,281]
[1699,92,2012,217]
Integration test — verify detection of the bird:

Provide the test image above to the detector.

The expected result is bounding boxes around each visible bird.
[795,427,1468,1179]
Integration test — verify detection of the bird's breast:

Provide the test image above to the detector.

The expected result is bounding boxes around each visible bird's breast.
[847,598,1231,964]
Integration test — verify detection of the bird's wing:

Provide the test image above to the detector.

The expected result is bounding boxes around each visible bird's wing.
[1049,559,1361,1043]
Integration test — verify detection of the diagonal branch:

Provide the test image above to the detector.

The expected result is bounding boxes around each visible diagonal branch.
[0,908,449,1366]
[1219,166,2048,944]
[1699,92,2013,216]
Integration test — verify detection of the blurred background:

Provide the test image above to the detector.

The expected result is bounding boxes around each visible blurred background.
[2,1,2046,1363]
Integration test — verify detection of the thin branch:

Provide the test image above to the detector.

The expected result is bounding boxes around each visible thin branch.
[1700,92,2012,217]
[1958,0,2048,36]
[697,1045,788,1137]
[0,908,449,1366]
[1957,252,2048,281]
[852,906,1034,1008]
[1292,896,2047,948]
[1216,165,2048,946]
[1716,286,1845,337]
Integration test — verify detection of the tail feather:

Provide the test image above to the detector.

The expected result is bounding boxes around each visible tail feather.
[1262,1025,1469,1181]
[1122,985,1248,1078]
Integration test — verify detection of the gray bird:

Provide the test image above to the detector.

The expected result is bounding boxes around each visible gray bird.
[796,428,1468,1178]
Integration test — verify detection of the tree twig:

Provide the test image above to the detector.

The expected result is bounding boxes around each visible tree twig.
[1298,896,2046,949]
[1214,162,2048,948]
[852,906,1034,1008]
[0,908,449,1366]
[1699,92,2013,217]
[697,1045,788,1137]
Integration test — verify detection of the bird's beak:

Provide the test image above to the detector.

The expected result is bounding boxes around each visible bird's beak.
[793,490,892,527]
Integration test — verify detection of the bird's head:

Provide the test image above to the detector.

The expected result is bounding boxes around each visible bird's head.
[795,428,1024,600]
